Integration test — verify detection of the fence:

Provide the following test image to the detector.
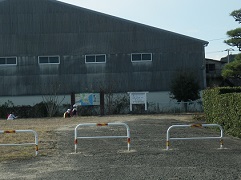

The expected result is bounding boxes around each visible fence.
[74,123,130,153]
[166,124,224,150]
[0,129,39,156]
[150,101,203,113]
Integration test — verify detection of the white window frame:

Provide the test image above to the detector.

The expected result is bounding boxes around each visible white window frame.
[131,53,152,62]
[0,56,17,66]
[85,54,106,64]
[38,55,60,64]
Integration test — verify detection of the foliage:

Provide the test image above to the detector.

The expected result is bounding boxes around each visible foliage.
[0,101,14,118]
[0,101,48,119]
[222,54,241,79]
[169,71,200,102]
[106,94,129,114]
[203,87,241,138]
[78,106,99,116]
[224,9,241,50]
[130,104,146,114]
[42,83,65,117]
[222,8,241,79]
[230,8,241,23]
[32,102,48,117]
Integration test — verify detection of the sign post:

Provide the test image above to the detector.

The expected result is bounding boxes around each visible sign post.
[128,92,148,111]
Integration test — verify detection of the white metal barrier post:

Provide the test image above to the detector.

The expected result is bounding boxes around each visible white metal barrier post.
[0,130,39,156]
[166,124,224,150]
[74,123,131,153]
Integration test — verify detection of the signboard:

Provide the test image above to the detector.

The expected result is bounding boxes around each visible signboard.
[128,92,148,111]
[74,93,100,106]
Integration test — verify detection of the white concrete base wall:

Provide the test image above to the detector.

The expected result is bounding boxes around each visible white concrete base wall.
[0,95,71,106]
[0,91,203,113]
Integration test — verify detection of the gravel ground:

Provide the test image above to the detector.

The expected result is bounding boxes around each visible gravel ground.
[0,115,240,180]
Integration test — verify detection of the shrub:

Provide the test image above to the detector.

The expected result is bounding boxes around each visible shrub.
[203,87,241,138]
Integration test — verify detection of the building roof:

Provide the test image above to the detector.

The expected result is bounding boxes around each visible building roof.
[206,58,226,64]
[0,0,208,46]
[54,0,209,45]
[220,54,237,63]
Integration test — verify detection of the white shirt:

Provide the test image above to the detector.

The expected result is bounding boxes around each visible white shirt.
[7,114,17,120]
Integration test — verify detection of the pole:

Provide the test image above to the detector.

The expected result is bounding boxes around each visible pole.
[224,48,234,63]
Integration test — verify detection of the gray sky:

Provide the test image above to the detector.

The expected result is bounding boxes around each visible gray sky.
[59,0,241,60]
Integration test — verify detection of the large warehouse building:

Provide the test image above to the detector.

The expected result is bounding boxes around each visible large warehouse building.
[0,0,208,111]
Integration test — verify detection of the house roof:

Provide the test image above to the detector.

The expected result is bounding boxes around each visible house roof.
[205,58,226,64]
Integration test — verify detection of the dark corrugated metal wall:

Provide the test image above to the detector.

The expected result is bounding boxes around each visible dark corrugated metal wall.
[0,0,207,96]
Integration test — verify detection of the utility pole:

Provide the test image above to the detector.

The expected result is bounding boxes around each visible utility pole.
[224,48,235,63]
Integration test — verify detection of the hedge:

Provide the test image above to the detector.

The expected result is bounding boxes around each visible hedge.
[203,87,241,138]
[0,101,49,119]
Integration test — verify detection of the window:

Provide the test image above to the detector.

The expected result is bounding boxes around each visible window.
[38,56,60,64]
[85,54,106,63]
[206,64,215,73]
[131,53,152,62]
[0,57,17,65]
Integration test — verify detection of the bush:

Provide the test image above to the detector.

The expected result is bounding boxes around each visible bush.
[0,101,14,119]
[0,101,49,119]
[79,106,99,116]
[15,105,32,118]
[32,102,48,118]
[203,87,241,138]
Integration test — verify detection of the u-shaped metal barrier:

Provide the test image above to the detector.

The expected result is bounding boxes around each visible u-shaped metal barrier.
[74,123,130,153]
[166,124,224,150]
[0,130,39,156]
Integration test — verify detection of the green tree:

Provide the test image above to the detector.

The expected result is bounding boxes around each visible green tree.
[231,9,241,23]
[222,54,241,79]
[222,9,241,79]
[169,71,200,102]
[224,9,241,50]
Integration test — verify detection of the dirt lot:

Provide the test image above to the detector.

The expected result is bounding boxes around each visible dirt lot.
[0,114,240,180]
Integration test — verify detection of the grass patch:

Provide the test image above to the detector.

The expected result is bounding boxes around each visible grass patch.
[0,117,75,162]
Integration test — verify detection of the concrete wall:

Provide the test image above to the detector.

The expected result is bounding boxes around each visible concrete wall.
[0,91,203,113]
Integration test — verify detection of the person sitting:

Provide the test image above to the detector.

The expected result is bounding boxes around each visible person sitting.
[63,109,71,118]
[7,112,18,120]
[72,105,77,117]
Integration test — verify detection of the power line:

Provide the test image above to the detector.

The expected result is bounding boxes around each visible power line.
[207,38,227,42]
[206,50,225,54]
[206,49,238,54]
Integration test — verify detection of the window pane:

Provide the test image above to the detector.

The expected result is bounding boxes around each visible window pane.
[86,56,95,63]
[142,53,152,61]
[39,57,48,63]
[209,64,215,71]
[96,55,105,62]
[49,56,59,63]
[7,57,16,64]
[0,58,5,64]
[132,54,141,61]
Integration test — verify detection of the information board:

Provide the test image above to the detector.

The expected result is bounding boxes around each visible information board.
[74,93,100,106]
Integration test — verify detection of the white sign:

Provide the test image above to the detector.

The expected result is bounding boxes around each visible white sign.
[128,92,148,111]
[130,93,146,104]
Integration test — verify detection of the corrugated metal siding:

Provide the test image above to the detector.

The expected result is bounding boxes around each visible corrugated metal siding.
[0,0,207,96]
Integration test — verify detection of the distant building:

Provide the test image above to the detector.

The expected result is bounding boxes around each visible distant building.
[205,58,226,87]
[205,53,240,87]
[220,54,236,63]
[0,0,208,112]
[206,58,226,77]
